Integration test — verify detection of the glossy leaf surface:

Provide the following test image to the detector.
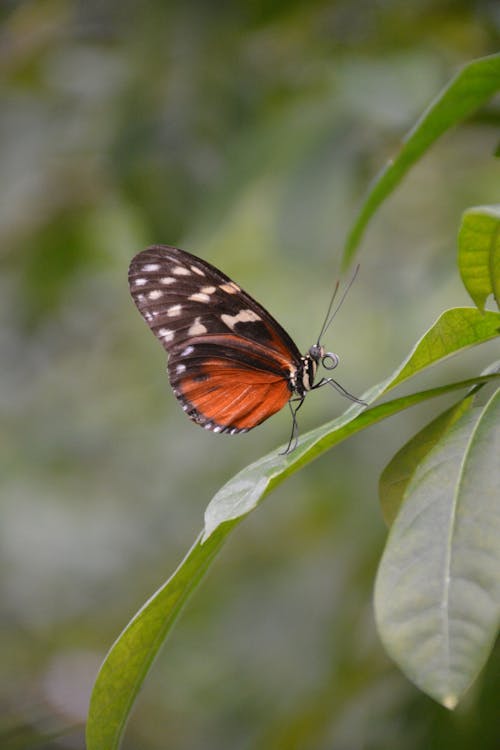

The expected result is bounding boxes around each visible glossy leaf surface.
[458,206,500,311]
[375,388,500,708]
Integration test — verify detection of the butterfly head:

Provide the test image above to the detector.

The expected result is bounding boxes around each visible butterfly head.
[297,344,340,396]
[308,344,339,371]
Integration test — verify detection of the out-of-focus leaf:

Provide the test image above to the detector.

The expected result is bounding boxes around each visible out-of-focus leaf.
[375,388,500,709]
[458,206,500,311]
[343,53,500,267]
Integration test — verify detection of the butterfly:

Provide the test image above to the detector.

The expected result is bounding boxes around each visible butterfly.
[128,245,365,453]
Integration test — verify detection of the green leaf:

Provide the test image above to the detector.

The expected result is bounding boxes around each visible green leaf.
[86,378,499,750]
[458,206,500,311]
[343,53,500,267]
[386,308,500,392]
[379,397,474,526]
[87,308,500,749]
[374,387,500,709]
[86,529,228,750]
[380,361,500,526]
[204,307,500,538]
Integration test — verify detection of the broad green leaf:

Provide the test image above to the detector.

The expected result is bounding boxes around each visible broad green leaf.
[380,360,500,525]
[87,308,500,749]
[379,397,474,526]
[86,376,499,750]
[374,388,500,709]
[458,206,500,310]
[343,53,500,267]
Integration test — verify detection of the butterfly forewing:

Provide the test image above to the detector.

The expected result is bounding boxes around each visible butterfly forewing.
[128,245,302,433]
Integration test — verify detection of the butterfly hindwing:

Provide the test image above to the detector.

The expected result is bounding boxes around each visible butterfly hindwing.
[170,355,292,433]
[128,245,301,433]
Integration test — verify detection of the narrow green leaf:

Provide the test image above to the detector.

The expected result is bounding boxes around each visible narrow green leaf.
[374,388,500,708]
[204,308,500,538]
[379,397,474,526]
[343,53,500,267]
[458,206,500,310]
[387,308,500,392]
[86,528,228,750]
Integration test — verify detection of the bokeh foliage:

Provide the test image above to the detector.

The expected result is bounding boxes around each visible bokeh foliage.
[1,1,499,749]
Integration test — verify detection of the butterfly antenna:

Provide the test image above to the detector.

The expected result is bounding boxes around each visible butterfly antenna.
[317,264,360,344]
[316,281,340,345]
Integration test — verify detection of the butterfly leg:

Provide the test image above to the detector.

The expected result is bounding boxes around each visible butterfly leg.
[313,378,367,405]
[280,396,306,455]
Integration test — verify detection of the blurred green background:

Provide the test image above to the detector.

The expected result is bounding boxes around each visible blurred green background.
[1,2,499,748]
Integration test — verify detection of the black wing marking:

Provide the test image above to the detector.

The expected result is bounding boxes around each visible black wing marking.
[128,245,302,362]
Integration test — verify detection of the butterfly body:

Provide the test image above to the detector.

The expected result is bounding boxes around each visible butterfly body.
[128,245,361,449]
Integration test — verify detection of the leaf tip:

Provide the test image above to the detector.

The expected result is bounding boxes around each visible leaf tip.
[442,695,458,710]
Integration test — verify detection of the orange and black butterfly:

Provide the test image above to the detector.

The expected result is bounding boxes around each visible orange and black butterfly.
[128,246,365,452]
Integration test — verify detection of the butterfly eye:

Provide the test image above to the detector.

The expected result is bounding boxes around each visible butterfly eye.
[322,352,339,370]
[308,343,324,362]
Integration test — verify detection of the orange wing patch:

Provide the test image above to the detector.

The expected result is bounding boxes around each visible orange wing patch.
[177,363,291,431]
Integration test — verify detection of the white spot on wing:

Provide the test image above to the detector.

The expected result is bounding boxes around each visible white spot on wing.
[221,309,261,329]
[220,282,240,294]
[160,277,176,285]
[148,289,163,300]
[191,265,205,276]
[176,364,186,374]
[173,266,191,276]
[189,292,211,303]
[143,263,160,272]
[158,328,174,341]
[167,304,182,317]
[201,286,216,294]
[188,317,208,336]
[181,345,194,356]
[134,278,147,286]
